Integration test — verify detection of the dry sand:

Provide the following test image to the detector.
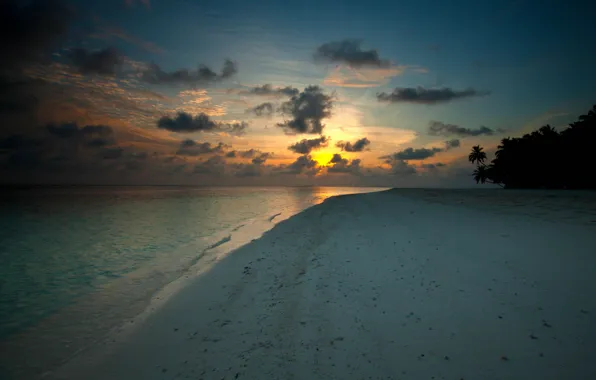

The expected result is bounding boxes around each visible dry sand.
[47,189,596,380]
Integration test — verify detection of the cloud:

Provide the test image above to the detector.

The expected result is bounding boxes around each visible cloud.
[277,86,334,134]
[157,112,248,135]
[176,89,225,117]
[47,123,115,143]
[284,154,319,175]
[323,65,407,88]
[247,102,274,117]
[377,86,489,105]
[428,121,499,137]
[238,84,299,97]
[314,40,390,68]
[327,154,362,174]
[336,137,370,152]
[219,121,249,136]
[419,162,446,169]
[140,59,237,86]
[176,140,228,156]
[251,152,271,165]
[1,122,122,172]
[193,155,226,175]
[233,163,263,177]
[66,47,124,75]
[381,147,443,161]
[0,0,74,73]
[225,149,271,164]
[288,136,329,154]
[158,112,217,132]
[444,139,461,150]
[383,158,418,176]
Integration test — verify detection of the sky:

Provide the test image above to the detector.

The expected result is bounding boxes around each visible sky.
[1,0,595,186]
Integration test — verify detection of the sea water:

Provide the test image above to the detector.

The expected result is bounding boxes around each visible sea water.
[0,186,384,377]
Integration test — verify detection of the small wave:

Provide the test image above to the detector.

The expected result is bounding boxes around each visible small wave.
[205,235,232,251]
[231,223,245,232]
[268,212,282,222]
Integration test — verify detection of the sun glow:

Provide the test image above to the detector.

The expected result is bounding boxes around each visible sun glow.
[311,151,335,166]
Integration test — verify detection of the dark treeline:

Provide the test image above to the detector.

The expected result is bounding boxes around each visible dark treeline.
[469,104,596,189]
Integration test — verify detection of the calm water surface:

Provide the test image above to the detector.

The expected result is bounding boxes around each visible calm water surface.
[0,186,384,339]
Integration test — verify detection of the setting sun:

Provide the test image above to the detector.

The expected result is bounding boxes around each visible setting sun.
[311,151,335,166]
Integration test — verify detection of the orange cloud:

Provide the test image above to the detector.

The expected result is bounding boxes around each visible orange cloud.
[176,89,226,116]
[323,64,408,88]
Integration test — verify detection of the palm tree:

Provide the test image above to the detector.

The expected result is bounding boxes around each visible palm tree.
[468,145,487,166]
[472,165,504,187]
[472,165,489,184]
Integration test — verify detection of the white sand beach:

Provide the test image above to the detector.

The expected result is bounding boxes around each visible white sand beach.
[48,189,596,380]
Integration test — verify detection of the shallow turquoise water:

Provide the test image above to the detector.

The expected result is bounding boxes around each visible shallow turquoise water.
[0,186,383,338]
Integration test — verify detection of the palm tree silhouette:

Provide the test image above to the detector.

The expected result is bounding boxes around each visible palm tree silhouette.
[468,145,487,166]
[472,165,489,184]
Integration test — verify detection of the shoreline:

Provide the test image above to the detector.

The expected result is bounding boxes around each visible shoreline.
[7,188,596,379]
[0,207,301,380]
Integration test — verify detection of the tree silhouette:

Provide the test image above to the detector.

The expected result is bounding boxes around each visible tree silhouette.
[468,145,486,166]
[469,104,596,189]
[472,165,489,184]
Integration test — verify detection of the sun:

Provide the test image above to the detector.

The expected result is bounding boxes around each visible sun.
[311,151,335,166]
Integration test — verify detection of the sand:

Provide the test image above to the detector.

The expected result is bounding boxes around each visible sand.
[46,189,596,380]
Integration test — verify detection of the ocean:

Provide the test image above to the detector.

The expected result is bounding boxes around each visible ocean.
[0,186,384,378]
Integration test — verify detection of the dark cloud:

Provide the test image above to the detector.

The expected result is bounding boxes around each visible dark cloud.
[66,47,124,75]
[382,146,443,161]
[239,84,299,97]
[234,163,262,177]
[140,59,237,86]
[87,138,112,147]
[0,0,74,73]
[47,122,80,138]
[377,87,489,105]
[420,162,447,169]
[428,121,498,137]
[236,149,260,158]
[157,112,217,133]
[329,153,343,164]
[219,121,248,136]
[285,154,319,175]
[46,123,115,144]
[277,86,334,134]
[176,140,228,156]
[251,152,271,165]
[193,155,226,175]
[1,122,123,173]
[288,136,329,154]
[225,149,271,164]
[336,137,370,152]
[444,139,461,150]
[327,153,362,174]
[384,159,417,176]
[247,102,274,117]
[314,40,390,68]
